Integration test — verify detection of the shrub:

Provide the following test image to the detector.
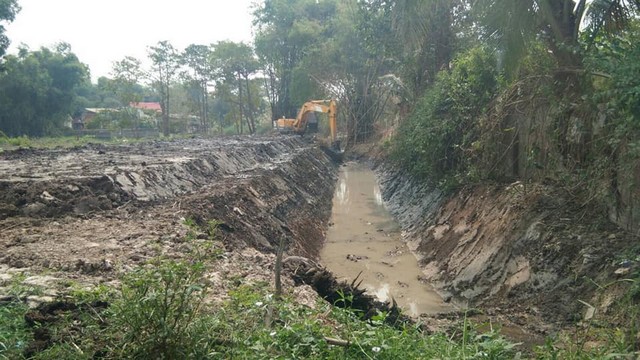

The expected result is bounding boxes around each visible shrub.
[108,258,214,359]
[392,46,500,188]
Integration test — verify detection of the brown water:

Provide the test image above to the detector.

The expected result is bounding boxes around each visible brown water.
[321,162,452,316]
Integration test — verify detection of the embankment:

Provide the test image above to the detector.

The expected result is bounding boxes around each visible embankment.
[0,137,338,285]
[376,164,636,327]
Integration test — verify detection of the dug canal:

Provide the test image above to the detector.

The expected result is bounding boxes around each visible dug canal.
[321,162,452,316]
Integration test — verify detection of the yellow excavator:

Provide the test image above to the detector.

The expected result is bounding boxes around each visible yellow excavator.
[274,99,340,152]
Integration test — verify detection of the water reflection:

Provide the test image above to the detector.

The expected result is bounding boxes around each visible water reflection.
[336,173,349,205]
[373,183,383,206]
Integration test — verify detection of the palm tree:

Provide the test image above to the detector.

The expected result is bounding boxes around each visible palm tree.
[476,0,640,72]
[391,0,459,95]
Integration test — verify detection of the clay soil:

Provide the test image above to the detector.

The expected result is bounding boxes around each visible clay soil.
[0,137,338,308]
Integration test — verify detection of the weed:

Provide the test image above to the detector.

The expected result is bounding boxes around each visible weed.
[0,301,30,359]
[0,232,524,359]
[108,258,213,359]
[6,273,45,298]
[68,283,116,304]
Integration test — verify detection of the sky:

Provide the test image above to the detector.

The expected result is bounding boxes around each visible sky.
[4,0,257,82]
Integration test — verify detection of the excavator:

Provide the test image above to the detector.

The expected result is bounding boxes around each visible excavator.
[274,99,341,154]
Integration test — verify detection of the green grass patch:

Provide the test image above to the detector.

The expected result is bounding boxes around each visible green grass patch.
[0,301,31,359]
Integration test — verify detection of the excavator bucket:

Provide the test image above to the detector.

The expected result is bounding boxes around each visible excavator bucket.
[320,140,344,163]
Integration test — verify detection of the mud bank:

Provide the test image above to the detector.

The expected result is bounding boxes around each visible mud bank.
[0,137,337,303]
[375,164,638,330]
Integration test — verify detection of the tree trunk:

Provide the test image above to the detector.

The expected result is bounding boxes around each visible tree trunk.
[238,77,244,135]
[202,80,208,134]
[245,75,257,134]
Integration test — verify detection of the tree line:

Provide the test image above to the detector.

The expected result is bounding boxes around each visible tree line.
[0,39,264,137]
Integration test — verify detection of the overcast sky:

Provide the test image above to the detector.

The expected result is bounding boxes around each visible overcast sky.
[5,0,257,82]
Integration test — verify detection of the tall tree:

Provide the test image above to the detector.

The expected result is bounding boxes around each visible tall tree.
[391,0,459,96]
[0,44,88,136]
[0,0,19,58]
[148,41,180,136]
[213,41,260,134]
[476,0,640,74]
[181,44,214,134]
[253,0,337,120]
[110,56,145,132]
[111,56,144,105]
[300,0,395,144]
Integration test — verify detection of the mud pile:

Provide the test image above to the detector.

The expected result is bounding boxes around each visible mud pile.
[0,137,337,303]
[376,164,637,330]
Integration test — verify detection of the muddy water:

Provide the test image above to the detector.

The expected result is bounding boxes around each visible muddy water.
[321,163,452,316]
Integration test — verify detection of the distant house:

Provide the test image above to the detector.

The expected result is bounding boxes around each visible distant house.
[82,108,114,124]
[130,102,162,113]
[129,102,162,126]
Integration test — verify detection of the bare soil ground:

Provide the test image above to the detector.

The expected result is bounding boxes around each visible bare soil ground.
[0,137,337,307]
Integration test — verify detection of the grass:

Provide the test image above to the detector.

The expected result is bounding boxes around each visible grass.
[0,135,137,150]
[2,259,639,359]
[0,132,202,151]
[0,255,524,359]
[1,219,638,359]
[0,301,31,359]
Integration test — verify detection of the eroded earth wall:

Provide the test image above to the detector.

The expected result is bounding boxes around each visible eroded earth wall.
[376,164,633,325]
[0,137,337,297]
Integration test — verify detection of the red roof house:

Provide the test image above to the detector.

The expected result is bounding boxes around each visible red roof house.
[130,102,162,112]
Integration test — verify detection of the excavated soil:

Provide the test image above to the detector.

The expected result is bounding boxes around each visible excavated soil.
[0,137,338,307]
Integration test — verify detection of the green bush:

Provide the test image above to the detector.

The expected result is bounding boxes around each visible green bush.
[108,258,214,359]
[392,46,500,188]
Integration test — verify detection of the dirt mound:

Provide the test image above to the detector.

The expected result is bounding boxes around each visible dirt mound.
[0,137,338,307]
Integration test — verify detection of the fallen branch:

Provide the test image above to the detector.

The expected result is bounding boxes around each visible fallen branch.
[0,220,30,232]
[275,236,285,300]
[283,255,320,268]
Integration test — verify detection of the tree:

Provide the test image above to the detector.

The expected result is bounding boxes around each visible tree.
[209,95,232,134]
[111,56,144,104]
[0,44,88,136]
[297,0,396,145]
[110,56,145,132]
[148,41,180,136]
[253,0,337,120]
[181,44,214,134]
[0,0,19,58]
[475,0,640,74]
[212,41,260,134]
[391,0,460,96]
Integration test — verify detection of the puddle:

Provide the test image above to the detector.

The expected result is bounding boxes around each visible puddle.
[321,162,452,316]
